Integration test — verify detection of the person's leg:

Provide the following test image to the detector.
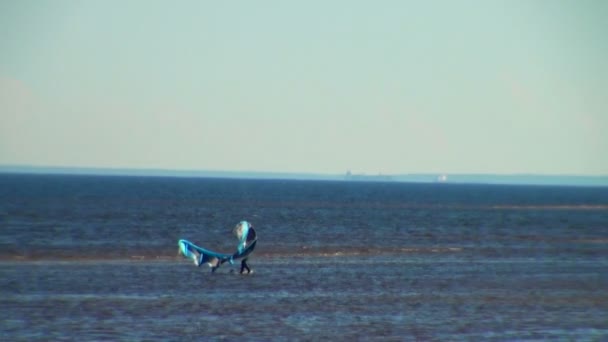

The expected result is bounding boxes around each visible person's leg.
[240,258,250,274]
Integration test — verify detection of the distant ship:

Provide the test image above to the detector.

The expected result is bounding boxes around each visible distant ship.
[437,174,448,182]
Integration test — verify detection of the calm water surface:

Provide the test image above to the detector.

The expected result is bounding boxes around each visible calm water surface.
[1,174,607,340]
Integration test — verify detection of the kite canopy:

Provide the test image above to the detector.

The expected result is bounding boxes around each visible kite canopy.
[233,221,256,253]
[178,220,258,270]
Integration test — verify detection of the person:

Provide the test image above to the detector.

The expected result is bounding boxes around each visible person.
[233,221,257,274]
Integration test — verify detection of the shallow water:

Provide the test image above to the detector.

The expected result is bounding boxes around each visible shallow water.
[2,255,607,341]
[1,174,607,340]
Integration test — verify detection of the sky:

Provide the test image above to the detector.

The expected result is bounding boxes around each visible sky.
[1,0,607,175]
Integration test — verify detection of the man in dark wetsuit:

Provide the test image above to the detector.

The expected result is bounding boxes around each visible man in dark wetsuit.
[231,221,257,274]
[239,224,257,274]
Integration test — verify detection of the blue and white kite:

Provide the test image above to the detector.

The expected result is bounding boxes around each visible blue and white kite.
[178,221,257,274]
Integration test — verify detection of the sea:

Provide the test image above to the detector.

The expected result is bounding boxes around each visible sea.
[1,173,607,341]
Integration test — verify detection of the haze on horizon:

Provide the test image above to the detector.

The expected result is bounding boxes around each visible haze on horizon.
[1,1,607,176]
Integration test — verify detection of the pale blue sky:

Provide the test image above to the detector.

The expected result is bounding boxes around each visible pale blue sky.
[1,0,606,175]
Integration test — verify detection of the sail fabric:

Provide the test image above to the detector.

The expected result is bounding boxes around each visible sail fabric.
[233,221,252,253]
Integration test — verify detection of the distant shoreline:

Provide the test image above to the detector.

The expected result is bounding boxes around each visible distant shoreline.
[1,165,607,187]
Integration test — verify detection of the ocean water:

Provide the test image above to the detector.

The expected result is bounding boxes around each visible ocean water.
[1,174,607,341]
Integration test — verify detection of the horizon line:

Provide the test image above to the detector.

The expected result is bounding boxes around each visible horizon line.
[1,164,608,187]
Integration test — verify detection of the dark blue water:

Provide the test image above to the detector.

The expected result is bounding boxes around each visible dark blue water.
[1,174,607,340]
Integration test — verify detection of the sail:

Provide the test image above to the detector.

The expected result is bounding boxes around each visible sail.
[179,220,258,271]
[233,221,252,253]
